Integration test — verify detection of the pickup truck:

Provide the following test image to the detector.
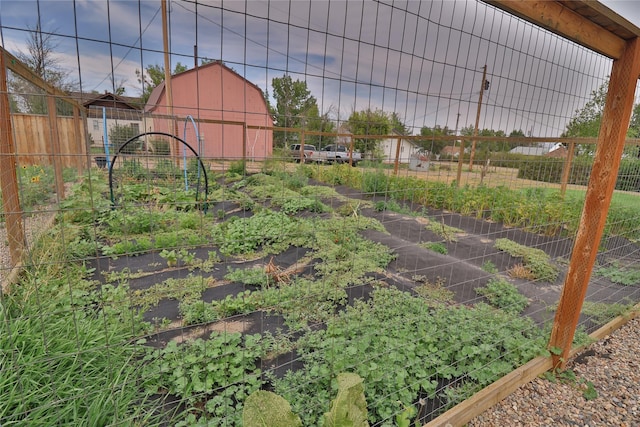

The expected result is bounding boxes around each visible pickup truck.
[288,144,316,163]
[310,144,362,166]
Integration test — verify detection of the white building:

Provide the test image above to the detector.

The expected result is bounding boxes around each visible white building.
[379,132,422,163]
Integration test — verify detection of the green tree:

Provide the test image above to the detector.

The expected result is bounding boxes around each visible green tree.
[562,80,608,138]
[270,75,319,146]
[628,104,640,138]
[136,62,188,104]
[389,112,410,135]
[509,129,525,138]
[305,104,336,147]
[460,125,509,158]
[347,109,391,154]
[418,125,454,153]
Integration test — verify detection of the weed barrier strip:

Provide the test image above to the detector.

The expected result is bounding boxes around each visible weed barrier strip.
[424,304,640,427]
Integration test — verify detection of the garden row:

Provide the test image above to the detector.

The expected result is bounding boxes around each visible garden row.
[2,160,639,426]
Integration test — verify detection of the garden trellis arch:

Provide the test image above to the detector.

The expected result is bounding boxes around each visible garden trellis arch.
[107,131,209,210]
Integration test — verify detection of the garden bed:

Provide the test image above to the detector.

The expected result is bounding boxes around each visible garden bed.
[3,162,640,426]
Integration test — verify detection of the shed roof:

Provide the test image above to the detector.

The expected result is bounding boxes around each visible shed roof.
[144,60,269,114]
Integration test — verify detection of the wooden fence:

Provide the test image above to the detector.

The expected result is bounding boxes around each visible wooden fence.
[12,113,88,169]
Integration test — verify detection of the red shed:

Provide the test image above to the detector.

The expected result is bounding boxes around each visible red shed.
[145,61,273,160]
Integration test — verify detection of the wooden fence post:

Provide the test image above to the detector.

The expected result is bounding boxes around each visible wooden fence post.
[299,129,305,163]
[549,37,640,368]
[393,136,402,176]
[560,142,575,196]
[348,136,355,167]
[73,105,84,174]
[47,95,65,199]
[0,49,25,266]
[455,138,465,186]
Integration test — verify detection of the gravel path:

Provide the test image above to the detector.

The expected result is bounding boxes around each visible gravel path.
[469,316,640,427]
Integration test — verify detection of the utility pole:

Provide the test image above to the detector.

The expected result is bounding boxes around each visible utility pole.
[453,112,461,148]
[469,65,488,171]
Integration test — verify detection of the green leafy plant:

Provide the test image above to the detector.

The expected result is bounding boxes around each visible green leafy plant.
[324,373,370,427]
[424,218,463,242]
[213,210,305,256]
[482,261,499,274]
[243,391,303,427]
[413,276,455,306]
[143,332,267,425]
[159,248,178,267]
[542,369,598,401]
[420,241,448,255]
[596,262,640,285]
[494,238,559,282]
[243,373,368,427]
[475,278,529,314]
[225,266,270,287]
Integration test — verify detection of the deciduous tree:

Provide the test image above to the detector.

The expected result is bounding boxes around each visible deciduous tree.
[346,109,391,154]
[270,75,319,146]
[136,62,188,104]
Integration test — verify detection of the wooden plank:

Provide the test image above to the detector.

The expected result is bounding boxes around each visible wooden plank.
[1,46,83,110]
[47,95,65,199]
[423,356,554,427]
[73,106,85,172]
[560,142,575,196]
[485,0,626,59]
[0,46,25,265]
[425,304,640,427]
[549,37,640,368]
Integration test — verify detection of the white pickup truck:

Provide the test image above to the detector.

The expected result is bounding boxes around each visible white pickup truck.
[310,144,362,166]
[289,144,316,163]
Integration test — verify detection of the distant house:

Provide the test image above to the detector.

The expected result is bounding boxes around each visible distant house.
[379,132,421,163]
[71,91,145,148]
[509,142,567,157]
[145,61,273,160]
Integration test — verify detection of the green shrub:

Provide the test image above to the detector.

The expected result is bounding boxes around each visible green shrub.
[362,171,389,196]
[151,138,171,155]
[228,160,247,175]
[109,124,141,154]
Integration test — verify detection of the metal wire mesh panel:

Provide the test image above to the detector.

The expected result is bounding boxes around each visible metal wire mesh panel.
[1,1,640,426]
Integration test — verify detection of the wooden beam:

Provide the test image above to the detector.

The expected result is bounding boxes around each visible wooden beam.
[0,46,83,110]
[425,304,640,427]
[485,1,626,59]
[0,46,25,266]
[424,356,555,427]
[549,37,640,368]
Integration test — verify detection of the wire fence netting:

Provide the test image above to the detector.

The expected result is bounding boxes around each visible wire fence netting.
[1,0,640,425]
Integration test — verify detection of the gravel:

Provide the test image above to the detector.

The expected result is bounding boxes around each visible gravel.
[469,316,640,427]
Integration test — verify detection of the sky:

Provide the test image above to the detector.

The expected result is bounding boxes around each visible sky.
[1,0,639,137]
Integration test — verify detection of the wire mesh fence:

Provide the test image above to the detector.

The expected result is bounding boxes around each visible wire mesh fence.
[1,1,640,426]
